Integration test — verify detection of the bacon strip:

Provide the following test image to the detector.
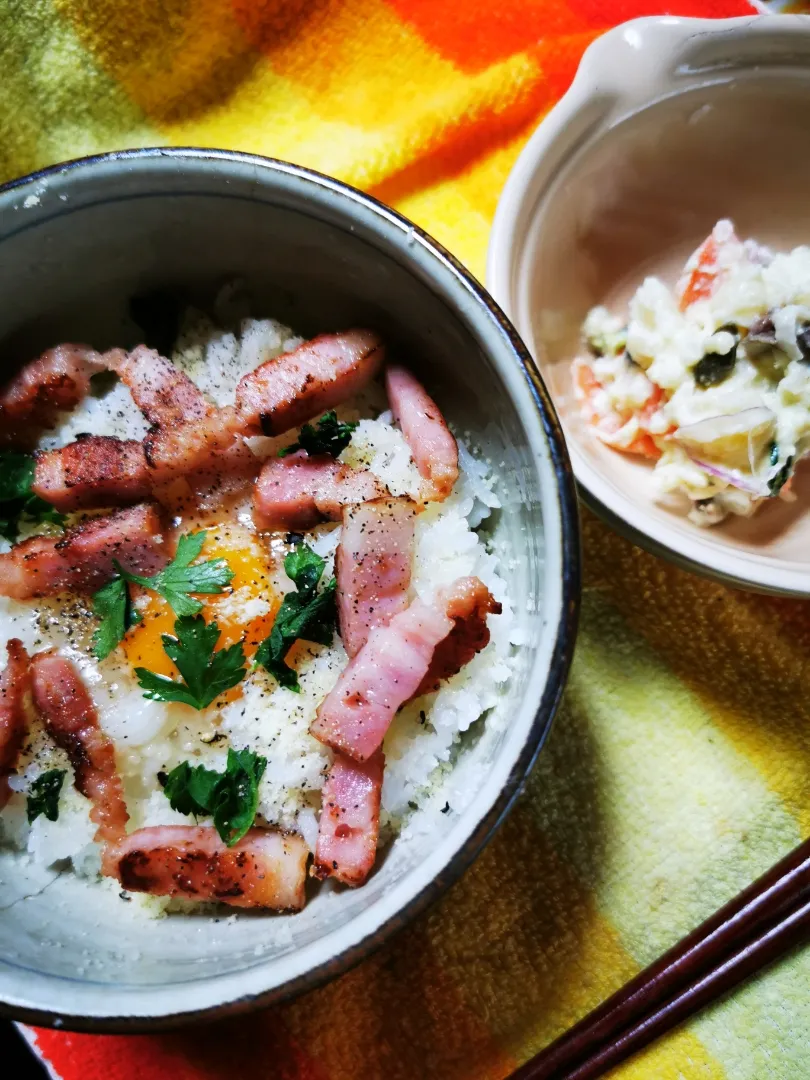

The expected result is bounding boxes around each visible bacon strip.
[31,652,129,856]
[313,583,500,885]
[311,594,451,760]
[385,365,458,501]
[416,576,501,695]
[13,331,383,506]
[108,346,249,478]
[252,451,386,531]
[316,497,415,886]
[0,640,31,809]
[0,344,107,442]
[0,502,168,599]
[33,435,152,511]
[313,751,383,887]
[236,329,384,436]
[336,497,416,658]
[109,345,211,432]
[112,825,309,910]
[311,576,498,762]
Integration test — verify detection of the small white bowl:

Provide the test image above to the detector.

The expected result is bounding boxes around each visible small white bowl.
[488,13,810,595]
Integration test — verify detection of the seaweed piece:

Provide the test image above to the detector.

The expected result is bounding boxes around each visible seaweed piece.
[693,347,736,388]
[767,442,794,496]
[797,322,810,364]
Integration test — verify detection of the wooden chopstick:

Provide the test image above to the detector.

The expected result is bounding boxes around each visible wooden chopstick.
[511,837,810,1080]
[542,895,810,1080]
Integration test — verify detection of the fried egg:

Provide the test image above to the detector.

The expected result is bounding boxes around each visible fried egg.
[123,521,280,684]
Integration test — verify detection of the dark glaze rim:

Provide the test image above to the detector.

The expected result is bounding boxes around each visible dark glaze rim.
[0,147,581,1033]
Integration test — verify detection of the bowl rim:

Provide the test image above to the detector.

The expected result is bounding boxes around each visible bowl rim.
[487,12,810,597]
[0,146,581,1031]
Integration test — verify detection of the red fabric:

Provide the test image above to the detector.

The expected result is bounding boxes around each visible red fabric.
[387,0,751,69]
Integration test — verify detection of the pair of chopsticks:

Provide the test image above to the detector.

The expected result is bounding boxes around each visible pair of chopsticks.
[510,837,810,1080]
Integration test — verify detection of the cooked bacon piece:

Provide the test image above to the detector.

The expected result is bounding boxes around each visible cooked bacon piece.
[0,344,106,441]
[112,825,309,909]
[252,450,386,531]
[0,502,168,599]
[31,652,129,853]
[385,365,458,501]
[235,329,384,436]
[109,345,211,431]
[0,640,31,809]
[311,591,452,760]
[316,498,416,883]
[313,750,383,887]
[143,404,249,479]
[108,346,249,477]
[33,435,152,511]
[336,497,416,657]
[312,576,498,761]
[416,576,501,695]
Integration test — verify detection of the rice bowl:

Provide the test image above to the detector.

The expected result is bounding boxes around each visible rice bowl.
[0,148,578,1028]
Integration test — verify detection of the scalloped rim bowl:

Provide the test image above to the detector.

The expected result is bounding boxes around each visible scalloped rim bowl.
[0,149,580,1030]
[488,14,810,596]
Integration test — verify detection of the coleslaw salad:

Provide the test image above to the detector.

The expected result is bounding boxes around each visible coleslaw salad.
[573,221,810,526]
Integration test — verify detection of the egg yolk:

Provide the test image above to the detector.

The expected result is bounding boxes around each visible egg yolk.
[122,525,280,701]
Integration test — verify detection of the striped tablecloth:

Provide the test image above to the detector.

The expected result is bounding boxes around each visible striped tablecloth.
[5,0,810,1076]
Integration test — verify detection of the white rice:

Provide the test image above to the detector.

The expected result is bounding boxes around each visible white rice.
[0,311,516,909]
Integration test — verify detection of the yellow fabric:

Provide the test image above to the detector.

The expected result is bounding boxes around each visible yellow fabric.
[4,0,809,1076]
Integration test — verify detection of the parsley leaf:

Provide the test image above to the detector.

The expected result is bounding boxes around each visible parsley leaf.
[26,769,67,824]
[210,748,267,846]
[279,411,357,458]
[160,747,267,846]
[162,760,222,817]
[124,531,234,617]
[285,542,328,600]
[90,530,233,660]
[254,543,337,692]
[0,452,32,505]
[0,451,65,543]
[135,615,247,710]
[91,576,142,660]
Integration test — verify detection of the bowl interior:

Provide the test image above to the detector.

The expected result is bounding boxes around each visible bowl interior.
[517,68,810,587]
[0,153,571,1025]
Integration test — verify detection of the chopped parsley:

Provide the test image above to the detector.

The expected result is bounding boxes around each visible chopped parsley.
[162,760,222,817]
[124,531,234,617]
[0,451,65,543]
[91,576,142,661]
[161,747,267,846]
[279,411,357,458]
[89,531,234,659]
[135,615,247,710]
[26,769,67,824]
[254,543,337,692]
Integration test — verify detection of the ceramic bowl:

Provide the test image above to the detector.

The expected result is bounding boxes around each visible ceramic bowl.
[488,13,810,595]
[0,149,579,1029]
